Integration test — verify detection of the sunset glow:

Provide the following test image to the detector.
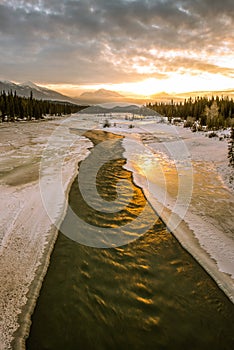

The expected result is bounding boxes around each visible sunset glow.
[0,0,233,98]
[44,72,234,98]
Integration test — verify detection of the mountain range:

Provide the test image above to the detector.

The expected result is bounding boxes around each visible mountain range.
[0,80,75,103]
[0,80,146,104]
[0,80,233,105]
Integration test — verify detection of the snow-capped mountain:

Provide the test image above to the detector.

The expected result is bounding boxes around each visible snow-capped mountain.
[19,81,42,90]
[0,80,74,102]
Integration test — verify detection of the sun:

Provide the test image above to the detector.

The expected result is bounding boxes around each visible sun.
[114,79,162,97]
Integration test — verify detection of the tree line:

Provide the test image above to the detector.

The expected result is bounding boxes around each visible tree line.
[228,127,234,168]
[147,96,234,168]
[0,90,87,122]
[146,96,234,129]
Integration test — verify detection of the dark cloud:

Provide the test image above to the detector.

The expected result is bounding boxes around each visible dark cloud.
[0,0,233,84]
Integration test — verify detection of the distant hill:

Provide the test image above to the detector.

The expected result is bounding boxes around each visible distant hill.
[150,91,171,99]
[0,80,75,103]
[80,104,160,116]
[176,89,234,99]
[149,89,234,102]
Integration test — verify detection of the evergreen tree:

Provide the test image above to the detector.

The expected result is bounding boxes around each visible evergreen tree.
[228,127,234,167]
[0,90,87,122]
[146,95,234,128]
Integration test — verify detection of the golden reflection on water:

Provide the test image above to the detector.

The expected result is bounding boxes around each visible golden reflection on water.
[69,157,148,229]
[69,130,152,232]
[132,149,181,201]
[27,130,234,350]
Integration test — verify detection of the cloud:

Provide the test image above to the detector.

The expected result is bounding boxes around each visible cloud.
[0,0,233,84]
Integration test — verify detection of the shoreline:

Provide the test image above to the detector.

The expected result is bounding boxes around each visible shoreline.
[97,119,233,302]
[0,116,92,350]
[84,120,234,303]
[139,187,234,303]
[12,156,81,350]
[119,125,234,303]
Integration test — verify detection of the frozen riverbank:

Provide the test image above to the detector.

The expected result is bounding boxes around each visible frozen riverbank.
[105,120,234,302]
[0,117,92,350]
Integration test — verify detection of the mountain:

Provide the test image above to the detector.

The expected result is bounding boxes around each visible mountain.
[80,88,124,99]
[0,80,75,103]
[79,89,125,103]
[20,81,41,90]
[150,91,171,99]
[0,80,19,93]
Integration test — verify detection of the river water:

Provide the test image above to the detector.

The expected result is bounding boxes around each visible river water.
[27,130,234,350]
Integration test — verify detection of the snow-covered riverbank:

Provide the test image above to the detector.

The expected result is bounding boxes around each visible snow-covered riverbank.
[104,119,234,302]
[0,117,92,350]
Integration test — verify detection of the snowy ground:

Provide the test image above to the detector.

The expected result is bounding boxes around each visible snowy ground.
[0,113,233,349]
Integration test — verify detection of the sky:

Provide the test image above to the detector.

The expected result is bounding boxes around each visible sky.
[0,0,233,97]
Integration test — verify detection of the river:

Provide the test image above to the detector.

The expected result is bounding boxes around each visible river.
[26,130,234,350]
